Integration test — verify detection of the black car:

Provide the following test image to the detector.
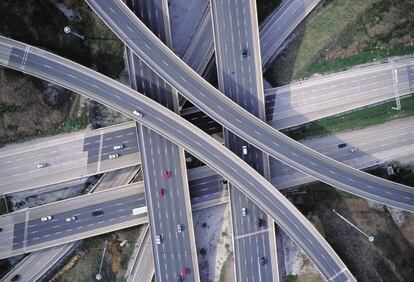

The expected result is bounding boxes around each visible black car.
[257,218,265,228]
[260,256,267,265]
[242,49,249,57]
[0,227,3,232]
[92,210,104,216]
[11,274,21,281]
[338,143,347,148]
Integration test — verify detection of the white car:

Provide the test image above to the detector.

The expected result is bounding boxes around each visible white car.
[177,224,183,233]
[113,144,124,150]
[133,110,144,117]
[156,234,162,244]
[41,215,52,222]
[242,145,248,155]
[109,154,119,160]
[37,163,48,169]
[65,216,77,222]
[242,207,247,217]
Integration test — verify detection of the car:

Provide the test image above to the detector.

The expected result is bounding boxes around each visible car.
[0,227,3,232]
[37,163,48,169]
[109,153,119,160]
[177,224,183,233]
[162,170,171,180]
[155,234,162,244]
[350,147,358,153]
[182,267,190,278]
[40,215,52,222]
[158,188,165,198]
[260,256,267,265]
[92,210,104,216]
[11,274,21,281]
[338,143,347,148]
[242,49,248,57]
[177,274,183,282]
[132,110,144,117]
[242,207,247,216]
[65,216,77,222]
[257,218,265,228]
[113,144,124,150]
[242,145,248,155]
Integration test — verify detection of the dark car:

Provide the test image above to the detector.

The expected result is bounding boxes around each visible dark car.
[257,218,265,228]
[0,227,3,232]
[338,143,347,148]
[158,188,165,198]
[92,210,104,216]
[242,49,249,57]
[260,256,267,265]
[11,274,21,281]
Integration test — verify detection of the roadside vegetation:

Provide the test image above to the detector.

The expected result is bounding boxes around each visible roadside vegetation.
[265,0,414,86]
[293,163,414,281]
[256,0,282,24]
[0,0,125,146]
[50,227,140,282]
[285,94,414,140]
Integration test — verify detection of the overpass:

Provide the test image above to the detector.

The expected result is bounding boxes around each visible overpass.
[0,36,354,281]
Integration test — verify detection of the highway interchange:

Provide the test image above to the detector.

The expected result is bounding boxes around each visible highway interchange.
[86,0,414,214]
[0,33,354,281]
[0,0,413,281]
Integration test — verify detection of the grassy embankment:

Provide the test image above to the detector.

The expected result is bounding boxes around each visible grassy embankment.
[285,95,414,141]
[0,0,124,146]
[52,227,140,282]
[265,0,414,86]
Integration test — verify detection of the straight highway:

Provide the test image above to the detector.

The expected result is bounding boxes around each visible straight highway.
[0,36,353,281]
[210,0,278,280]
[125,0,200,280]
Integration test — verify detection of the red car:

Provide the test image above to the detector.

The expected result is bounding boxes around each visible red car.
[182,267,190,278]
[158,188,165,198]
[163,170,171,180]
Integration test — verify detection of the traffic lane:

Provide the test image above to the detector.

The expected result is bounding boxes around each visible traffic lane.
[163,138,195,279]
[6,38,352,281]
[139,128,175,281]
[23,197,144,246]
[93,0,414,211]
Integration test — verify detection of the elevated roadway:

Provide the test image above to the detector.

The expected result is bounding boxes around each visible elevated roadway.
[0,36,353,281]
[1,115,412,264]
[86,0,414,212]
[2,58,412,194]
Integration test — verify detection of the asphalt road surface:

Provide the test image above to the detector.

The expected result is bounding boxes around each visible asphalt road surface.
[126,0,200,280]
[86,0,414,213]
[211,0,277,280]
[0,35,356,281]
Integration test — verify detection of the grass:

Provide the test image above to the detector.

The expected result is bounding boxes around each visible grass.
[265,0,414,86]
[56,227,140,282]
[292,163,414,281]
[285,94,414,141]
[0,102,22,115]
[218,255,232,282]
[256,0,282,25]
[0,197,8,215]
[0,114,88,148]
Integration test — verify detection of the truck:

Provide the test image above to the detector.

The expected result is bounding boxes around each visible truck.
[132,206,148,216]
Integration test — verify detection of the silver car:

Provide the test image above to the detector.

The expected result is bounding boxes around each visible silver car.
[156,234,162,244]
[109,154,119,160]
